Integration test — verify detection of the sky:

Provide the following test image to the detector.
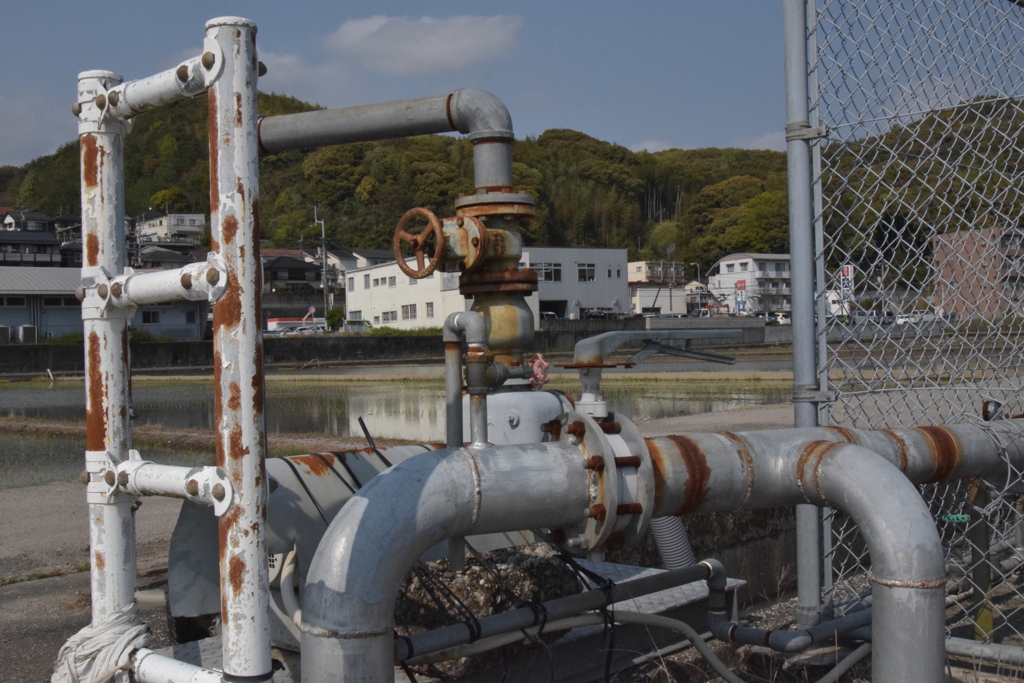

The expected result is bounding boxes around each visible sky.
[0,1,787,168]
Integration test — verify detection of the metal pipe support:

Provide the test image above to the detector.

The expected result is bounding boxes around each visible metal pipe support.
[134,649,223,683]
[104,44,224,119]
[105,257,227,308]
[116,459,233,515]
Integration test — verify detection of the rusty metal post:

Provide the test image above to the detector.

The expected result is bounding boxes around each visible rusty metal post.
[77,69,137,624]
[206,16,272,680]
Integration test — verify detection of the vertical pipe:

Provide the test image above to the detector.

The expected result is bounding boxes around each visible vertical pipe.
[445,341,463,449]
[78,69,137,623]
[970,480,993,640]
[783,0,823,628]
[207,17,272,680]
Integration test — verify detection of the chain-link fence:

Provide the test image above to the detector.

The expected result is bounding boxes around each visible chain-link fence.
[809,0,1024,646]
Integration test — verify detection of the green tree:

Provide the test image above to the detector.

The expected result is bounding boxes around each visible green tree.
[17,170,38,208]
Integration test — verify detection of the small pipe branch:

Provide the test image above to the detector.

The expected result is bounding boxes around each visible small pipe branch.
[116,460,233,515]
[442,312,489,449]
[105,258,227,309]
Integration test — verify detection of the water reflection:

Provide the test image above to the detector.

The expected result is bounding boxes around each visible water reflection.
[0,380,788,485]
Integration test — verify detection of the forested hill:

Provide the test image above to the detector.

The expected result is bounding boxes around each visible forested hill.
[0,92,787,273]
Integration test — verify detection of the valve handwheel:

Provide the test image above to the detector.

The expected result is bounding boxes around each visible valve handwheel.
[393,207,444,278]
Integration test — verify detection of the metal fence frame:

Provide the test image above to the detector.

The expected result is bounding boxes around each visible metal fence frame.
[793,0,1024,650]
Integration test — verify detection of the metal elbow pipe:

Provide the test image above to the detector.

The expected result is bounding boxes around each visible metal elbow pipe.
[258,89,513,190]
[299,442,591,683]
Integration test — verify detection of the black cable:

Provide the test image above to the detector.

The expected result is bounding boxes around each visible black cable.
[358,416,393,467]
[278,457,329,526]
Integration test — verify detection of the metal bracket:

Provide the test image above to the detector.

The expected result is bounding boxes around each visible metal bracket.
[785,122,829,141]
[792,383,834,404]
[629,340,736,366]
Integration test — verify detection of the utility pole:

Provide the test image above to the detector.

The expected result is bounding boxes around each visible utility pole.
[314,207,327,322]
[667,244,675,313]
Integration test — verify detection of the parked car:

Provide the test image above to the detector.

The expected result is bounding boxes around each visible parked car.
[753,310,778,325]
[688,308,712,318]
[776,312,791,325]
[894,313,920,326]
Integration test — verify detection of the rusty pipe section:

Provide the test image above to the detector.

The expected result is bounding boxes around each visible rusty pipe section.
[300,441,592,682]
[645,421,1024,518]
[105,257,227,308]
[77,69,138,625]
[206,16,272,681]
[103,51,220,119]
[258,89,513,190]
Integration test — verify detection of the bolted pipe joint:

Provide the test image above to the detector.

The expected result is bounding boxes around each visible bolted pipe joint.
[106,256,228,310]
[115,455,234,516]
[449,89,514,143]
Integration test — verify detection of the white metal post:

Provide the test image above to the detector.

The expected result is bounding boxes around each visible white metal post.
[78,69,138,625]
[206,16,272,680]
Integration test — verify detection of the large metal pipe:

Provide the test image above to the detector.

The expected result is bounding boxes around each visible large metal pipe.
[783,0,824,629]
[258,89,514,189]
[299,441,592,682]
[206,16,272,681]
[78,68,137,624]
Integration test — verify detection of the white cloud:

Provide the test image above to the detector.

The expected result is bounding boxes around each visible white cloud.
[630,140,674,153]
[0,91,77,167]
[325,15,523,77]
[731,130,786,152]
[257,51,360,107]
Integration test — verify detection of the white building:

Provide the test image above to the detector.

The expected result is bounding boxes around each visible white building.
[138,212,207,243]
[708,253,792,314]
[627,260,711,315]
[345,246,629,329]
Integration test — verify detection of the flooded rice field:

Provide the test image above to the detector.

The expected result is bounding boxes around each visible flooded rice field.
[0,379,789,488]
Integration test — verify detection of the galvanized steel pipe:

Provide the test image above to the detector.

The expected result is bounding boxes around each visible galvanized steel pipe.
[134,649,223,683]
[300,441,592,682]
[106,259,226,307]
[442,312,487,449]
[78,68,137,625]
[105,54,214,119]
[206,16,272,681]
[258,89,514,190]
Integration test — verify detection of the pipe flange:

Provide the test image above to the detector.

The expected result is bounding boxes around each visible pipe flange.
[454,190,535,218]
[602,415,656,552]
[538,410,621,555]
[439,216,489,273]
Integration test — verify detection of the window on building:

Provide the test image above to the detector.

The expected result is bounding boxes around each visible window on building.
[388,276,396,288]
[373,278,380,287]
[142,311,160,324]
[364,274,370,289]
[63,297,79,306]
[381,311,391,322]
[740,262,748,271]
[348,277,354,291]
[189,219,199,226]
[726,264,735,273]
[186,311,196,324]
[42,297,61,307]
[535,263,562,282]
[2,297,26,307]
[401,304,417,320]
[759,262,767,272]
[350,310,362,320]
[636,266,641,272]
[426,302,434,318]
[373,315,380,324]
[617,269,621,278]
[408,277,417,286]
[578,264,595,282]
[776,262,787,272]
[74,253,82,264]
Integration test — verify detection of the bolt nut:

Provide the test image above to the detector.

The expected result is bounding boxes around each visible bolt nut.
[107,91,120,108]
[471,236,480,248]
[110,282,122,298]
[75,287,86,302]
[71,102,82,117]
[103,470,116,487]
[566,536,586,550]
[588,504,607,521]
[206,268,220,285]
[258,61,268,77]
[117,471,129,487]
[585,456,605,472]
[567,421,586,438]
[97,284,109,299]
[201,52,216,70]
[186,479,199,497]
[180,272,193,290]
[456,217,464,227]
[177,64,190,82]
[94,93,107,110]
[212,483,226,502]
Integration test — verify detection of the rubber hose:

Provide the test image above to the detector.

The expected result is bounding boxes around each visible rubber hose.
[651,516,697,569]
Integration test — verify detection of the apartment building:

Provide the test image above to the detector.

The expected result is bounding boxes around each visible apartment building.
[708,253,791,313]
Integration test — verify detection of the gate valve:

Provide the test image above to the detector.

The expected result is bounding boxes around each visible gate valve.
[393,207,445,278]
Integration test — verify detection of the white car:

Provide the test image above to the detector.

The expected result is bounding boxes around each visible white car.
[894,313,920,326]
[776,312,791,325]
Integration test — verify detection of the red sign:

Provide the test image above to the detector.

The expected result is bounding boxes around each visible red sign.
[735,280,746,291]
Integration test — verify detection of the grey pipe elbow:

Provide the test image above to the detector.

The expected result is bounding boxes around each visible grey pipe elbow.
[443,311,487,345]
[450,89,513,142]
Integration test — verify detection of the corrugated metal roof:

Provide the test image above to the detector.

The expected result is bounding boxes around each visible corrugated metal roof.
[0,267,81,294]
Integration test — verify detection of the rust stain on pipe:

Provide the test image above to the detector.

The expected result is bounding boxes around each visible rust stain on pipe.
[85,234,99,268]
[823,425,856,443]
[719,432,755,504]
[85,332,105,451]
[93,552,104,571]
[227,382,241,411]
[228,554,246,595]
[81,134,99,189]
[797,440,843,501]
[879,429,910,472]
[292,453,335,477]
[664,435,711,515]
[915,426,962,482]
[228,423,247,463]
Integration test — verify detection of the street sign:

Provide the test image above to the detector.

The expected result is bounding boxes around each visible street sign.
[735,280,746,291]
[308,306,316,315]
[328,293,334,309]
[840,264,855,301]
